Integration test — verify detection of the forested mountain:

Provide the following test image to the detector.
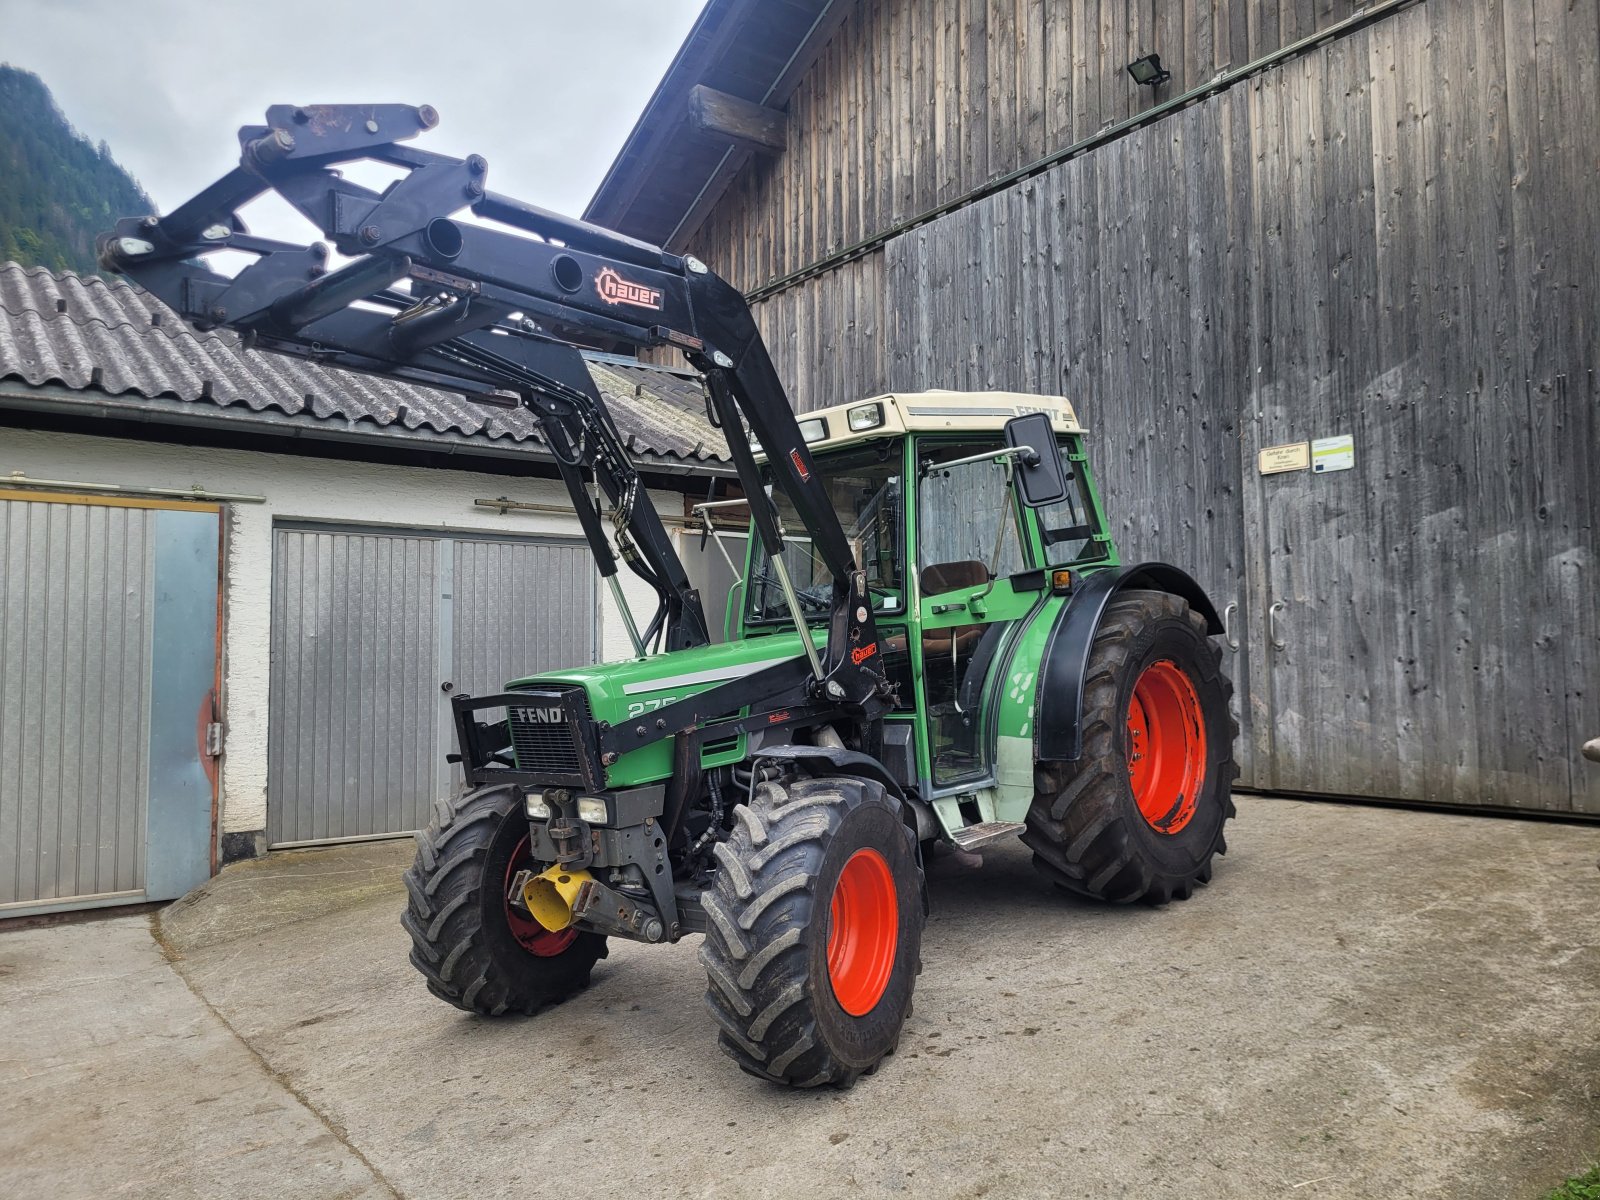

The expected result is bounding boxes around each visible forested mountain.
[0,65,153,277]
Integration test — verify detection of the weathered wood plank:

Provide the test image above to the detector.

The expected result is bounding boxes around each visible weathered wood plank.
[826,34,843,255]
[932,0,950,203]
[1226,0,1250,75]
[893,0,913,224]
[1070,0,1093,147]
[846,17,864,259]
[1105,0,1128,126]
[1021,0,1048,163]
[1424,0,1486,806]
[1155,0,1185,109]
[1556,0,1600,812]
[1041,0,1069,151]
[1358,5,1415,801]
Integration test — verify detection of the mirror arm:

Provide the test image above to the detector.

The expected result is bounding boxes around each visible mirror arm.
[920,444,1035,478]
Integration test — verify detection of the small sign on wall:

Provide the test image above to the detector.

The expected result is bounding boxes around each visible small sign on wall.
[1258,442,1311,475]
[1312,435,1355,473]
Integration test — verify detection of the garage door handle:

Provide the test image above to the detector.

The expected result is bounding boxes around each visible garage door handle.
[1222,602,1239,651]
[1268,601,1287,650]
[440,681,454,694]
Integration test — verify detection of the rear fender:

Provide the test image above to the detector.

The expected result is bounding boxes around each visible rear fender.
[1035,563,1223,762]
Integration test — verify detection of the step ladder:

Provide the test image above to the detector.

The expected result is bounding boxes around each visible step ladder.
[949,821,1026,853]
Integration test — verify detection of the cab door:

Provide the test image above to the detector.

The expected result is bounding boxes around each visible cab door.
[911,440,1038,791]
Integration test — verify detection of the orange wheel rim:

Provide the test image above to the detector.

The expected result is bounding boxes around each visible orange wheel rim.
[1125,660,1208,835]
[827,848,899,1016]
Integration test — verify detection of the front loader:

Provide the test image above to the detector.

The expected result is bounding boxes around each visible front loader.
[103,103,1238,1088]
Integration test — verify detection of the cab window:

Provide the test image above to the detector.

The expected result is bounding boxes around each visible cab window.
[743,441,905,626]
[1035,439,1104,564]
[916,440,1029,590]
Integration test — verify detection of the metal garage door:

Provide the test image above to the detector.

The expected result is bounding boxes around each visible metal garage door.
[0,491,220,915]
[267,524,594,846]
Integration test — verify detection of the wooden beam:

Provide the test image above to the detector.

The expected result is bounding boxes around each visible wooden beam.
[688,84,788,154]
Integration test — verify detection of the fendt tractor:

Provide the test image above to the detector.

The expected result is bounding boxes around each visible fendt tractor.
[104,104,1237,1088]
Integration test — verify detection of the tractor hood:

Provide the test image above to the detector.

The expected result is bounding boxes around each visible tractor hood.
[506,632,819,720]
[504,631,823,788]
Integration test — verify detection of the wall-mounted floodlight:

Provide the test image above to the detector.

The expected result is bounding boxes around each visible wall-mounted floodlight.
[1127,53,1171,87]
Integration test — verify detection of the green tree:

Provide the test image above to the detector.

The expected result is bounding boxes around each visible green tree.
[0,64,154,277]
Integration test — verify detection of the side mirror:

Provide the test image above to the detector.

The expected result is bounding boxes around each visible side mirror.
[1004,413,1067,507]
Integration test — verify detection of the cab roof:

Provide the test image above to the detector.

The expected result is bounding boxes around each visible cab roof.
[798,390,1085,454]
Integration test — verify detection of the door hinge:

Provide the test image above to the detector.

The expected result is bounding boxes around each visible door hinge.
[205,721,225,758]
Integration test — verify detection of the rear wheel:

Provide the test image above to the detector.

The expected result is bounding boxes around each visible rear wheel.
[402,785,606,1015]
[700,774,924,1088]
[1023,590,1238,904]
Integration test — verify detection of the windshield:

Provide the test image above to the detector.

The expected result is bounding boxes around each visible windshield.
[743,440,905,626]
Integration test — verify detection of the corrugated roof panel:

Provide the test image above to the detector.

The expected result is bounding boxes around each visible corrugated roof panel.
[0,262,726,463]
[589,360,730,460]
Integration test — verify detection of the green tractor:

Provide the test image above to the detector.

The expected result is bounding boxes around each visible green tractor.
[426,389,1238,1089]
[102,104,1236,1090]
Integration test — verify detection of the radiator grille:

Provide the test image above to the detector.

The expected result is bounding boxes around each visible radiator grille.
[507,687,590,779]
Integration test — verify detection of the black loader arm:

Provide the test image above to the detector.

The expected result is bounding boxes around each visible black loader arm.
[98,103,886,708]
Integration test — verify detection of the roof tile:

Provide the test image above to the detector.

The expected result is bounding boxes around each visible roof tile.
[0,262,727,463]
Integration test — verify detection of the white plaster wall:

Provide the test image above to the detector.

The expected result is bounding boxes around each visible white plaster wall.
[4,428,671,835]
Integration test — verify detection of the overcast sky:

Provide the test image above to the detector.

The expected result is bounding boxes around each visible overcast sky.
[0,0,704,241]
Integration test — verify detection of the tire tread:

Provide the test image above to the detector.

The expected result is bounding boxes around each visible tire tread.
[401,785,604,1016]
[1022,591,1237,906]
[699,775,922,1088]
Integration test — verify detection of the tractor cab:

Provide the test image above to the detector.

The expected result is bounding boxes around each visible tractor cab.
[732,391,1119,829]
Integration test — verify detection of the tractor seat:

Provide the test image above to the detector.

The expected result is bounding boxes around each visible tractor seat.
[920,559,989,596]
[919,560,989,658]
[881,560,993,663]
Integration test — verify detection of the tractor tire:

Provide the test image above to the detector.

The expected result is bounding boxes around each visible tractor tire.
[1023,589,1238,905]
[700,774,924,1088]
[402,784,607,1016]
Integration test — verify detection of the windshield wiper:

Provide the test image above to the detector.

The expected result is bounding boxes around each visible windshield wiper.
[751,572,830,614]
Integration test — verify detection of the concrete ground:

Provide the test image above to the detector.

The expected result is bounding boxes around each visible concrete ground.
[3,796,1599,1200]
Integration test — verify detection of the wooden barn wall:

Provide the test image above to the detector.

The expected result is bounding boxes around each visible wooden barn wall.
[744,1,1600,812]
[694,0,1370,292]
[757,255,891,412]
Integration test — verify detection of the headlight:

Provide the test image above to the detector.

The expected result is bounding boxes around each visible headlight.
[524,790,550,820]
[576,796,609,825]
[798,417,829,443]
[847,402,884,431]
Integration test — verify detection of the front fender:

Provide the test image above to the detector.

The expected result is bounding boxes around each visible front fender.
[748,741,929,911]
[1035,563,1224,762]
[750,743,908,803]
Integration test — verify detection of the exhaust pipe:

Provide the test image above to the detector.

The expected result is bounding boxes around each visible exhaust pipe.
[522,865,594,932]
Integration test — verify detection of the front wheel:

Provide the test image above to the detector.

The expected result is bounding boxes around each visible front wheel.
[700,774,924,1088]
[1023,589,1238,904]
[402,785,607,1015]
